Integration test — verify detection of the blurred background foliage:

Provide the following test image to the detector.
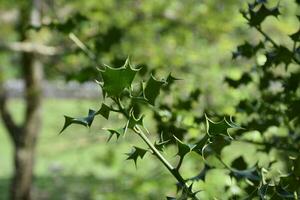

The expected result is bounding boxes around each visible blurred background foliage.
[0,0,299,199]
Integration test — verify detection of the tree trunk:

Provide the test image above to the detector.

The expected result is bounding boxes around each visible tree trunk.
[8,0,43,199]
[10,144,36,200]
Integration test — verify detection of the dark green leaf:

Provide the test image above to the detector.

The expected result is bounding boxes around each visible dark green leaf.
[100,58,139,97]
[96,103,110,119]
[126,146,148,166]
[164,73,180,90]
[174,136,193,158]
[233,41,264,59]
[205,115,238,137]
[263,46,293,68]
[248,4,280,26]
[144,75,165,105]
[103,128,124,142]
[60,109,97,133]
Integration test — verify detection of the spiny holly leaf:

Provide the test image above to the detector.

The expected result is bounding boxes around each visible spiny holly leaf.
[233,41,264,59]
[96,103,110,119]
[164,73,181,90]
[205,115,239,137]
[192,134,210,154]
[126,146,147,166]
[290,28,300,42]
[144,75,165,105]
[174,136,193,159]
[248,4,280,26]
[263,46,293,68]
[126,110,144,129]
[60,109,97,133]
[206,135,232,155]
[103,128,124,142]
[100,58,139,97]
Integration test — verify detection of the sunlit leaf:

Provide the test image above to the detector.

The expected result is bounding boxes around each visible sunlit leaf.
[100,58,139,97]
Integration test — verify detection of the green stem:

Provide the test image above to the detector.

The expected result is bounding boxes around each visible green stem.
[134,125,199,200]
[113,98,199,199]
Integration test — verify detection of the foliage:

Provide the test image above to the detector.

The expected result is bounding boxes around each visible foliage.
[61,0,300,199]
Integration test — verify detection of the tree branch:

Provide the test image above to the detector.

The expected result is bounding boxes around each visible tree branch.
[0,74,21,143]
[0,41,63,56]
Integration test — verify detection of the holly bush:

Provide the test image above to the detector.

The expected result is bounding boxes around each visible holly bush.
[61,0,300,199]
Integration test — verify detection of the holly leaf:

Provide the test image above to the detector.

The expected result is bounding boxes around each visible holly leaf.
[126,146,148,166]
[205,115,238,137]
[164,73,180,90]
[103,127,124,142]
[144,75,165,105]
[232,41,264,59]
[248,4,280,26]
[60,109,97,133]
[174,136,193,159]
[96,103,110,119]
[100,58,139,97]
[263,46,293,68]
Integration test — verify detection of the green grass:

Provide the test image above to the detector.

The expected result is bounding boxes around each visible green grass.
[0,99,174,200]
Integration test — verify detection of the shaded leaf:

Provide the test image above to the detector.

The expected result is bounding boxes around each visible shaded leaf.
[103,128,124,142]
[264,46,293,68]
[174,136,193,158]
[60,109,97,133]
[126,146,147,166]
[248,4,280,26]
[96,103,110,119]
[144,75,165,105]
[205,115,238,137]
[232,41,264,59]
